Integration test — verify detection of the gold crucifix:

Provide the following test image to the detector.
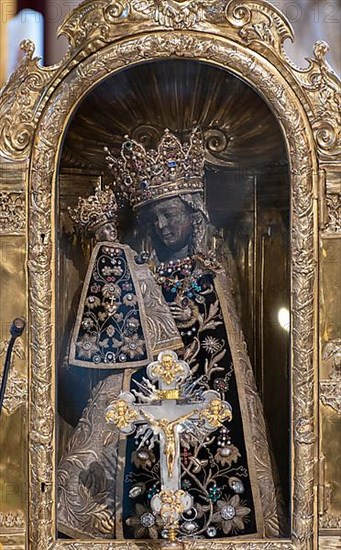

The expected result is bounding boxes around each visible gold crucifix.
[105,350,232,540]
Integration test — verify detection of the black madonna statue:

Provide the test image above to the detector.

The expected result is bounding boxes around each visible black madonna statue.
[58,128,285,541]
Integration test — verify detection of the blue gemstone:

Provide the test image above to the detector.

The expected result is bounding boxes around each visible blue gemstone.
[167,160,177,168]
[139,180,149,190]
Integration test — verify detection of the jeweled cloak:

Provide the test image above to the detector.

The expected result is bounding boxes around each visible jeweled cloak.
[57,251,283,540]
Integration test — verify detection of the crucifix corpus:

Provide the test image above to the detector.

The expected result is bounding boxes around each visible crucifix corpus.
[105,350,232,542]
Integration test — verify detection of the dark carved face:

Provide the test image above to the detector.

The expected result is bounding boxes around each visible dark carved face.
[143,197,192,252]
[95,221,117,242]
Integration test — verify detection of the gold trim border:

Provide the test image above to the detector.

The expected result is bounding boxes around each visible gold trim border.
[27,32,318,550]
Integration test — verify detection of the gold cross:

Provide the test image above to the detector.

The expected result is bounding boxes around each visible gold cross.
[105,350,232,540]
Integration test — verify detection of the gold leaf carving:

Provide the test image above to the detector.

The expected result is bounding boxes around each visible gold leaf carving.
[224,0,293,51]
[325,193,341,234]
[58,0,298,54]
[292,41,341,161]
[132,0,217,29]
[54,544,153,550]
[0,191,25,234]
[0,339,27,415]
[320,380,341,415]
[54,542,294,550]
[25,30,317,548]
[319,514,341,530]
[59,1,130,50]
[0,368,27,415]
[320,340,341,414]
[1,1,339,170]
[0,511,25,529]
[0,40,57,161]
[60,0,221,44]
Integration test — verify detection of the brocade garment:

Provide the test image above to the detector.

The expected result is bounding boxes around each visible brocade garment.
[57,253,281,540]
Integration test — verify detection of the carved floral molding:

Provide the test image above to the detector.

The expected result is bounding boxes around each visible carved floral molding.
[0,191,25,234]
[0,368,27,415]
[325,192,341,234]
[319,513,341,530]
[0,511,25,529]
[0,339,27,415]
[298,41,341,162]
[0,2,339,166]
[320,380,341,415]
[132,0,217,28]
[320,340,341,415]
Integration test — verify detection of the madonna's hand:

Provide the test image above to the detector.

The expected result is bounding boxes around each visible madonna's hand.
[169,302,192,322]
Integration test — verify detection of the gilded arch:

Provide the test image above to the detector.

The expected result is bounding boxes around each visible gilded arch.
[29,33,317,550]
[0,1,339,549]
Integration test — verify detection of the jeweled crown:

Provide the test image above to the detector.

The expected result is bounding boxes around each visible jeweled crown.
[104,128,205,209]
[68,184,118,233]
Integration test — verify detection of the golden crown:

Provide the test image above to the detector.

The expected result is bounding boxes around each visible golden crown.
[104,128,205,209]
[68,184,118,233]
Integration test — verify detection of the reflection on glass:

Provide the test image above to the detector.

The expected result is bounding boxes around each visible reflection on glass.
[278,307,290,332]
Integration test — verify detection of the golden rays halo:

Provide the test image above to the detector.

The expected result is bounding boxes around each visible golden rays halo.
[61,59,287,172]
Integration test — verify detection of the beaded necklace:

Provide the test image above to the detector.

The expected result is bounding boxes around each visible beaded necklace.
[153,256,208,305]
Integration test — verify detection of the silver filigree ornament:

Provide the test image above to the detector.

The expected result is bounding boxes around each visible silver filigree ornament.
[140,512,156,528]
[220,505,236,520]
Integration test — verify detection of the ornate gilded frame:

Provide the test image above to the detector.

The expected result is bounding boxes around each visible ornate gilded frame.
[0,1,340,549]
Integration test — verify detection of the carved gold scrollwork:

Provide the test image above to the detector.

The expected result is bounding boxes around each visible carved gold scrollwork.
[0,511,25,529]
[51,544,292,550]
[204,128,229,153]
[0,191,25,234]
[325,193,341,234]
[185,542,294,550]
[0,41,57,161]
[320,340,341,415]
[320,168,341,233]
[0,339,27,415]
[58,0,297,54]
[319,514,341,530]
[132,0,217,29]
[60,1,130,50]
[320,381,341,415]
[1,1,338,171]
[224,0,293,52]
[203,128,235,167]
[318,454,341,533]
[104,1,130,23]
[0,368,28,415]
[54,544,146,550]
[60,0,220,48]
[295,41,341,161]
